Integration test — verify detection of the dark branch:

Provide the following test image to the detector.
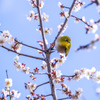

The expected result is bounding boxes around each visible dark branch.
[58,97,71,100]
[17,42,45,52]
[6,70,9,78]
[62,75,76,78]
[1,46,45,61]
[45,94,52,97]
[51,0,77,47]
[34,81,49,91]
[71,15,92,27]
[36,0,47,50]
[30,72,49,75]
[84,2,94,8]
[76,39,100,52]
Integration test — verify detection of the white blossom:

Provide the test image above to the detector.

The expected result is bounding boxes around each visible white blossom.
[5,78,12,88]
[41,13,49,22]
[14,62,22,71]
[14,55,19,62]
[41,61,47,70]
[27,83,36,92]
[64,12,69,18]
[96,87,100,94]
[97,5,100,12]
[1,89,8,96]
[0,36,6,46]
[56,70,62,77]
[3,30,10,36]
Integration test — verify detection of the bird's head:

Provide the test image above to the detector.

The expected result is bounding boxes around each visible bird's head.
[60,36,71,47]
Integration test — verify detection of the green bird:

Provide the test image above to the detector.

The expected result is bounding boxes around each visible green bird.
[55,35,71,56]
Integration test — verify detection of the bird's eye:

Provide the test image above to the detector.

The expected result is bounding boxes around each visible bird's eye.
[65,38,68,41]
[65,38,70,43]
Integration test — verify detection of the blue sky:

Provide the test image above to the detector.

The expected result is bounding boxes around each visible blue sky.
[0,0,100,100]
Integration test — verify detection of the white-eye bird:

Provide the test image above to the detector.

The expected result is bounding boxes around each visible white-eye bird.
[55,35,71,56]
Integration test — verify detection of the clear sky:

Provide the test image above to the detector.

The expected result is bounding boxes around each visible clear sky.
[0,0,100,100]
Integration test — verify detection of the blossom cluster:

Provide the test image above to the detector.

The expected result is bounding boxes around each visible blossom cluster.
[36,27,52,35]
[27,10,49,23]
[57,23,68,33]
[0,30,22,53]
[26,94,46,100]
[14,55,30,74]
[67,67,100,84]
[75,34,100,51]
[0,78,21,99]
[41,53,67,71]
[85,19,98,33]
[28,0,44,8]
[25,82,36,93]
[61,84,83,100]
[41,54,67,83]
[73,0,85,12]
[25,82,47,100]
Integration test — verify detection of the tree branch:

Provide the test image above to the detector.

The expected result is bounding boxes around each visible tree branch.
[36,0,47,50]
[1,46,45,61]
[76,38,100,51]
[16,42,45,52]
[6,70,9,78]
[71,15,92,27]
[52,0,77,47]
[34,81,49,91]
[95,0,100,5]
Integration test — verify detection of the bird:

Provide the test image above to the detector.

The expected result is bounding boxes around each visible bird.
[55,35,71,56]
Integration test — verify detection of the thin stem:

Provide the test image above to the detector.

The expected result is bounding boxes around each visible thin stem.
[34,81,49,91]
[71,15,92,27]
[30,72,49,75]
[95,0,100,5]
[36,0,47,50]
[18,42,45,52]
[62,75,76,77]
[58,97,71,100]
[1,46,45,61]
[45,94,52,97]
[84,2,94,8]
[63,6,70,9]
[56,88,63,91]
[6,70,9,78]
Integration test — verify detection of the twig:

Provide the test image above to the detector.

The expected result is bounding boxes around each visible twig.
[0,31,3,33]
[76,39,100,51]
[63,6,70,9]
[17,42,45,52]
[36,0,47,50]
[30,72,49,75]
[1,46,45,61]
[6,70,9,78]
[71,15,92,27]
[45,94,52,97]
[62,75,76,78]
[84,2,94,8]
[58,97,71,100]
[95,0,100,5]
[56,88,63,91]
[34,81,49,91]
